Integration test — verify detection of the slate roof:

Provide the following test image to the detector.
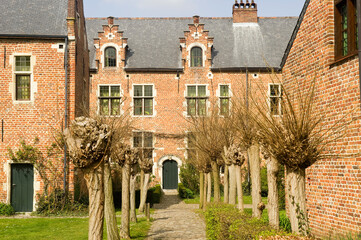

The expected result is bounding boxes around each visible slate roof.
[0,0,68,37]
[86,17,298,70]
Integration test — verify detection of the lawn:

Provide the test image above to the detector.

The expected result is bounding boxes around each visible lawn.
[184,195,267,205]
[0,215,151,240]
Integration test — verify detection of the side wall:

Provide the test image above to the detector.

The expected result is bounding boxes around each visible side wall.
[283,0,361,236]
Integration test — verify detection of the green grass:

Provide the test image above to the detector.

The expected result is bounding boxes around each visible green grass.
[0,215,151,240]
[184,195,267,205]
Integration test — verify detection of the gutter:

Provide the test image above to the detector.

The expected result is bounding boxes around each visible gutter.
[0,34,67,40]
[211,67,282,72]
[63,37,69,193]
[358,0,361,110]
[124,67,183,73]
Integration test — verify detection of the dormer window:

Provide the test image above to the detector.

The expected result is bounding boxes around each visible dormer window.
[104,47,116,67]
[191,47,203,67]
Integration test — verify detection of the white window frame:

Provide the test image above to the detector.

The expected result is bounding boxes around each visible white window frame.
[218,84,232,116]
[132,84,155,117]
[185,84,209,117]
[97,84,122,116]
[13,54,35,103]
[268,83,282,116]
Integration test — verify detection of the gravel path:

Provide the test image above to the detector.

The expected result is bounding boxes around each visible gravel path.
[146,190,206,240]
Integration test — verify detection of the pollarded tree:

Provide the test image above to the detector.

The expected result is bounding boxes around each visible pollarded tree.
[112,143,139,239]
[138,152,154,213]
[64,117,111,240]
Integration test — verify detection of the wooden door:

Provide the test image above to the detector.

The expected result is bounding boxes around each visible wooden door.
[11,164,34,212]
[163,160,178,189]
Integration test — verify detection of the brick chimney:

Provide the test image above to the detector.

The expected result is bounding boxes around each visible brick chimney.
[108,16,114,25]
[233,0,258,23]
[193,15,200,24]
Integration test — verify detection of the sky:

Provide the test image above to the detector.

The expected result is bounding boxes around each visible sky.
[84,0,305,18]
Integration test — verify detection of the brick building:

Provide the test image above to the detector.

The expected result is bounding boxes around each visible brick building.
[0,0,89,211]
[86,2,296,189]
[282,0,361,237]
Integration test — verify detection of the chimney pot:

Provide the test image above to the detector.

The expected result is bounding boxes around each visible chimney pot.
[108,16,114,25]
[232,0,258,23]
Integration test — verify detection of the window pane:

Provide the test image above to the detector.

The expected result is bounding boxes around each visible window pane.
[100,86,110,97]
[16,75,30,100]
[340,3,348,56]
[105,47,116,67]
[144,85,153,97]
[220,85,229,97]
[133,132,142,148]
[270,85,280,97]
[270,97,279,115]
[100,99,109,116]
[144,132,153,148]
[187,99,196,116]
[134,99,143,115]
[15,56,30,71]
[144,98,153,115]
[111,86,120,97]
[111,99,120,115]
[198,86,206,97]
[187,86,196,97]
[220,99,229,116]
[191,47,202,67]
[134,86,143,97]
[198,99,207,116]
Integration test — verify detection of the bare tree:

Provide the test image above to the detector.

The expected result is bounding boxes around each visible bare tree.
[64,117,111,240]
[130,164,139,222]
[138,154,153,212]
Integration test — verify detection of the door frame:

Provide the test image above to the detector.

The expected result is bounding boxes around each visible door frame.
[6,161,37,212]
[158,155,182,189]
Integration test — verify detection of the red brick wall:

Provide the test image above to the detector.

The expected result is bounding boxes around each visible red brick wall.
[89,18,279,186]
[282,0,361,237]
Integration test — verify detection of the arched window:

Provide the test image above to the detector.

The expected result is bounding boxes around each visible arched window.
[191,47,203,67]
[104,47,116,67]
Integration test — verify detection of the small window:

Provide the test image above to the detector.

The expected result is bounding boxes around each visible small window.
[187,85,207,116]
[98,85,121,116]
[335,0,358,59]
[104,47,117,67]
[133,85,154,116]
[269,84,282,116]
[219,85,230,116]
[133,132,154,159]
[15,56,31,101]
[191,47,203,67]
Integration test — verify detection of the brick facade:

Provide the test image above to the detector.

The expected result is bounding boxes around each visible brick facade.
[282,0,361,237]
[0,0,89,209]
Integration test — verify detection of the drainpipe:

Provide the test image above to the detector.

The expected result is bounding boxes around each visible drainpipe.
[246,69,251,193]
[356,1,361,109]
[64,37,69,194]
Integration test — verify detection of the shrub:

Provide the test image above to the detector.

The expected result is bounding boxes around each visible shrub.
[178,183,195,199]
[0,203,15,216]
[179,163,199,193]
[279,211,292,232]
[149,184,162,204]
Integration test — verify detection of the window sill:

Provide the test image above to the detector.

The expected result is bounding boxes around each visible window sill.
[331,52,358,67]
[133,115,155,118]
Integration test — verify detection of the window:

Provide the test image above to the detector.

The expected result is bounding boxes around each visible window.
[335,0,358,59]
[219,85,230,116]
[269,84,282,116]
[187,85,207,116]
[191,47,203,67]
[104,47,116,67]
[15,56,31,101]
[133,85,154,116]
[186,132,197,161]
[133,132,154,159]
[99,85,121,116]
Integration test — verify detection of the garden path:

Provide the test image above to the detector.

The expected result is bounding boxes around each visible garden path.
[146,190,206,240]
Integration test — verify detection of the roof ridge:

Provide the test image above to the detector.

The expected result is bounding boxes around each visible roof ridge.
[86,17,233,20]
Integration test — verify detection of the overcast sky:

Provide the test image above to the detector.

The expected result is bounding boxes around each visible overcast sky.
[85,0,305,18]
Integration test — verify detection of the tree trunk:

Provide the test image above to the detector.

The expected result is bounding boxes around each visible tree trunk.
[83,162,105,240]
[267,157,279,229]
[228,164,237,205]
[139,170,144,212]
[248,143,262,218]
[286,166,308,235]
[223,165,229,204]
[139,173,150,212]
[104,162,120,240]
[199,172,204,209]
[203,173,207,210]
[211,161,221,202]
[207,173,212,203]
[236,165,244,211]
[130,174,137,223]
[120,164,131,239]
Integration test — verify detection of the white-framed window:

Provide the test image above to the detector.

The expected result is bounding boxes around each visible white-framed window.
[219,85,230,116]
[186,85,207,116]
[98,85,121,116]
[133,85,154,116]
[269,84,282,116]
[14,56,31,101]
[104,47,117,67]
[133,131,154,159]
[190,47,203,67]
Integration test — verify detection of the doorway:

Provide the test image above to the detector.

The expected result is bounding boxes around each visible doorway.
[11,164,34,212]
[162,160,178,189]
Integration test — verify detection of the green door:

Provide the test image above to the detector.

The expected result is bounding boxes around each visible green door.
[11,164,34,212]
[163,160,178,189]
